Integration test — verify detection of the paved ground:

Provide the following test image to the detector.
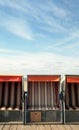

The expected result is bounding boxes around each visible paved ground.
[0,124,79,130]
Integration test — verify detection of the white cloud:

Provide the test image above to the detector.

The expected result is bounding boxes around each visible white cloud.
[0,49,79,77]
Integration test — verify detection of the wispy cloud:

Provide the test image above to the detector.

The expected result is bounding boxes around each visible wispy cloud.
[48,30,79,49]
[0,14,33,40]
[6,19,33,40]
[0,0,26,12]
[0,0,79,62]
[0,0,71,34]
[44,0,70,19]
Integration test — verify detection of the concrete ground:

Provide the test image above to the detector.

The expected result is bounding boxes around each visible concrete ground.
[0,124,79,130]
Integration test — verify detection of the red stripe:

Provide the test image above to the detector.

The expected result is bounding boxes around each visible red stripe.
[67,76,79,83]
[0,76,22,82]
[28,75,60,82]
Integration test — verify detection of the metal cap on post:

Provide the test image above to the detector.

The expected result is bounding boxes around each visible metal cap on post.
[24,78,27,92]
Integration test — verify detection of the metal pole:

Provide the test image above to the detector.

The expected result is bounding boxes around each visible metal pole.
[62,86,65,124]
[59,86,65,124]
[24,92,27,124]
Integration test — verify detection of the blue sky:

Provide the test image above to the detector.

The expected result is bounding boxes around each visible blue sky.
[0,0,79,76]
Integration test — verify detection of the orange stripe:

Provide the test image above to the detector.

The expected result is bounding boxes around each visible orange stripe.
[28,75,60,82]
[0,76,22,82]
[67,76,79,83]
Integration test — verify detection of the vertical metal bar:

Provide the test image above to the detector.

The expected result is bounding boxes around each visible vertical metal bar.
[55,82,59,108]
[61,84,65,124]
[41,82,43,110]
[36,82,37,109]
[77,83,79,107]
[45,82,47,109]
[37,82,39,109]
[34,82,37,109]
[40,82,42,109]
[8,82,15,110]
[38,82,40,110]
[15,82,21,110]
[36,82,38,109]
[41,82,44,110]
[47,82,48,109]
[30,83,32,109]
[65,83,70,109]
[47,82,51,109]
[71,83,76,109]
[4,82,9,108]
[28,82,32,109]
[24,92,27,124]
[42,82,45,110]
[53,82,56,108]
[32,81,34,110]
[51,82,53,109]
[49,82,51,108]
[29,82,32,109]
[0,83,2,108]
[27,82,29,109]
[34,82,36,109]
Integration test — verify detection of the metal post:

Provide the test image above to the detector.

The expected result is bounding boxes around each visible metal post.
[24,92,27,124]
[59,86,65,124]
[62,86,65,124]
